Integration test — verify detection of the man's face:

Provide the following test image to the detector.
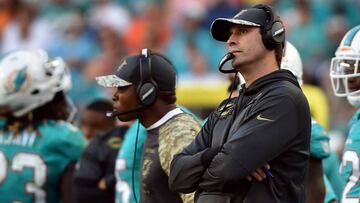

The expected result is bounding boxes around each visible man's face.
[112,85,140,122]
[80,109,115,140]
[226,25,267,72]
[343,60,360,93]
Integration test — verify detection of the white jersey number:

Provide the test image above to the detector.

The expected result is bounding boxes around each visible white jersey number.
[115,158,131,203]
[341,150,360,203]
[0,151,47,203]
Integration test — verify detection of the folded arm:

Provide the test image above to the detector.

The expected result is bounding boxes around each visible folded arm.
[200,94,306,191]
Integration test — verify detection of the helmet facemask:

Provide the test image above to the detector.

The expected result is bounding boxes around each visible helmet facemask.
[330,56,360,107]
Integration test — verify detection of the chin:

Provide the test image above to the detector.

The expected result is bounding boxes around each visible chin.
[232,62,242,72]
[117,116,133,122]
[117,114,136,122]
[232,58,243,68]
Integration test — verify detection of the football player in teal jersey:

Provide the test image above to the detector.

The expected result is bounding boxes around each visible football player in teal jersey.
[330,25,360,203]
[282,41,342,203]
[0,49,87,203]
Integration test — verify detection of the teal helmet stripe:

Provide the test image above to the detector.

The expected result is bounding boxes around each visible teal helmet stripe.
[343,25,360,46]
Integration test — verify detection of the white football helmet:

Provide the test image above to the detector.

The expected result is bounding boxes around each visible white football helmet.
[0,49,72,117]
[330,25,360,107]
[281,41,303,86]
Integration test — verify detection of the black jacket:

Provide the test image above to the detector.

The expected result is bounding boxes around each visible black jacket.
[169,70,311,203]
[73,126,128,203]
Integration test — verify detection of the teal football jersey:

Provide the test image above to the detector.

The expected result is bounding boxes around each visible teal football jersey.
[310,118,330,159]
[0,120,87,203]
[340,109,360,202]
[115,120,147,203]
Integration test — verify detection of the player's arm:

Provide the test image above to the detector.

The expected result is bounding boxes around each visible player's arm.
[322,151,345,199]
[323,175,339,203]
[61,162,76,203]
[305,157,325,203]
[199,93,309,191]
[305,119,329,203]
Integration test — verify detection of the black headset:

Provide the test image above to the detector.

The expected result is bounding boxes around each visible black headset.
[137,48,158,106]
[254,4,285,50]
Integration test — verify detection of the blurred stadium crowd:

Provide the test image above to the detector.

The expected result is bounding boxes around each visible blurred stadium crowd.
[0,0,359,153]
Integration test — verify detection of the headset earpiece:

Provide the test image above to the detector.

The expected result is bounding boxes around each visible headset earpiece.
[137,49,158,106]
[254,4,285,50]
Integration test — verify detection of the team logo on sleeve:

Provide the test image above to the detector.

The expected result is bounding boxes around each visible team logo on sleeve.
[107,137,123,149]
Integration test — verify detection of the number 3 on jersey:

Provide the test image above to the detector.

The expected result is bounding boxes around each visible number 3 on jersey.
[340,150,360,203]
[0,151,47,202]
[115,158,131,203]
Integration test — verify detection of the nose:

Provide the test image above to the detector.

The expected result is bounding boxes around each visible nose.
[112,92,118,102]
[81,125,92,140]
[227,33,237,47]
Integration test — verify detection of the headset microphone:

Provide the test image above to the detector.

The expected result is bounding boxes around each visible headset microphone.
[219,52,236,73]
[106,105,145,117]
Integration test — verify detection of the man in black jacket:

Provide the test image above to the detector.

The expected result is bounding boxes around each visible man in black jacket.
[73,99,128,203]
[169,4,311,203]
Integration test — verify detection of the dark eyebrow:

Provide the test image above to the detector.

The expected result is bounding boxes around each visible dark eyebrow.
[117,85,132,91]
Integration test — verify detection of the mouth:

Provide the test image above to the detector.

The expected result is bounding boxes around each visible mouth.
[230,50,242,55]
[348,85,358,92]
[112,106,118,111]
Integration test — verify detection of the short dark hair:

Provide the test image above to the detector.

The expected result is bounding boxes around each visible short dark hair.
[158,91,176,105]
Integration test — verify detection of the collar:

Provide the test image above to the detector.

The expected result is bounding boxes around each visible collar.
[146,108,183,131]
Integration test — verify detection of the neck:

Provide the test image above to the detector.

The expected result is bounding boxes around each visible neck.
[240,55,278,87]
[139,103,177,128]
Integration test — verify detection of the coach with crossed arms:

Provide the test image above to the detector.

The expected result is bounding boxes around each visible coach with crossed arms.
[169,4,311,203]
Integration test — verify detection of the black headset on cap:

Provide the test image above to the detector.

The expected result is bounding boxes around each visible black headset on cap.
[105,49,158,117]
[137,48,158,106]
[254,4,285,50]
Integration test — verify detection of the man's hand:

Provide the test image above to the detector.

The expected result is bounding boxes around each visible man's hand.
[246,164,271,182]
[98,178,107,190]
